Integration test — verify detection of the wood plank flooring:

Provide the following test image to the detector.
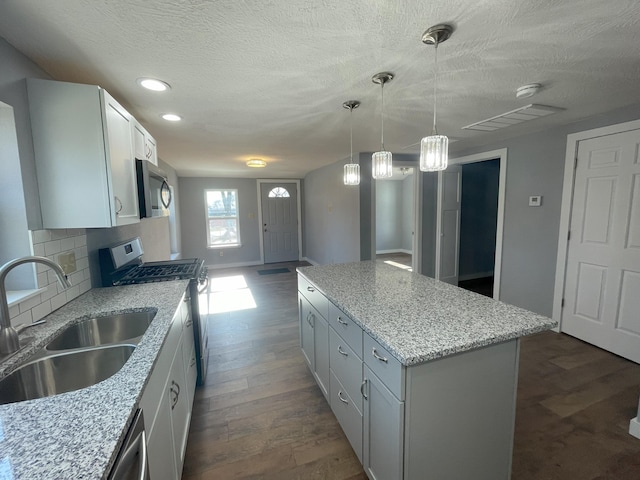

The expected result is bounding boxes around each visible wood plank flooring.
[182,261,640,480]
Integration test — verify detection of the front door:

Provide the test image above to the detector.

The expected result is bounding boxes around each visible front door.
[562,128,640,363]
[260,182,299,263]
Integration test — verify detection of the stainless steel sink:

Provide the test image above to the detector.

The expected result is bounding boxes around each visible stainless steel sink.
[45,311,155,351]
[0,344,135,405]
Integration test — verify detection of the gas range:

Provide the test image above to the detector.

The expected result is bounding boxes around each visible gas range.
[112,259,204,286]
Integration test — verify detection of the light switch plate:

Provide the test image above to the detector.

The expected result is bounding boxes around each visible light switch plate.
[529,195,542,207]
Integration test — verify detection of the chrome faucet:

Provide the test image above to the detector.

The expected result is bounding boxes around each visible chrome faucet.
[0,256,72,354]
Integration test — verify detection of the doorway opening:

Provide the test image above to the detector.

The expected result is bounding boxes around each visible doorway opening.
[375,166,415,270]
[436,148,507,300]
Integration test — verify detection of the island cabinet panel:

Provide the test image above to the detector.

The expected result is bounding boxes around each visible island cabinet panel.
[329,302,363,355]
[403,339,519,480]
[363,334,405,401]
[298,291,330,399]
[330,327,363,413]
[330,371,363,462]
[363,365,404,480]
[298,275,329,318]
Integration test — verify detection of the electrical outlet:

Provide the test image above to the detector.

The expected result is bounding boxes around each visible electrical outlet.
[57,252,77,274]
[219,251,224,257]
[248,212,254,219]
[529,196,542,207]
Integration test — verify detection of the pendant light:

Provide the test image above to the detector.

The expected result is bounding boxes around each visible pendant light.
[371,72,394,179]
[343,100,361,185]
[420,24,453,172]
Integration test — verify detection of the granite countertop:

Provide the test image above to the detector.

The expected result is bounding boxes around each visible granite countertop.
[297,261,557,366]
[0,280,190,480]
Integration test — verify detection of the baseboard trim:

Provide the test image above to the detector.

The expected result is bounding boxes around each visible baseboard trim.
[303,257,320,266]
[206,260,263,270]
[630,417,640,439]
[459,271,494,282]
[376,249,412,255]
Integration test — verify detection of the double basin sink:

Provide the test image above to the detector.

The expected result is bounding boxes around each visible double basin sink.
[0,311,156,405]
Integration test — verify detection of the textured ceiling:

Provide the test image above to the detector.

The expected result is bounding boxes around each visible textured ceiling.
[1,0,639,178]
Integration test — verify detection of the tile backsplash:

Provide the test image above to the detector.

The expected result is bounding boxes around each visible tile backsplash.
[8,229,91,327]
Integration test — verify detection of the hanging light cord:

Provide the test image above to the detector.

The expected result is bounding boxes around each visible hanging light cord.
[432,41,439,136]
[350,105,354,163]
[380,82,386,151]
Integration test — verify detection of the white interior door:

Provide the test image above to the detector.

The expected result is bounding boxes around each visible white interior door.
[562,128,640,363]
[260,182,299,264]
[436,165,462,285]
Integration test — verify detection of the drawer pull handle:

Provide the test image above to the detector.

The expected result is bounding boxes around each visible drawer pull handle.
[372,348,388,363]
[361,379,368,400]
[338,345,348,357]
[337,316,348,326]
[338,390,349,404]
[307,286,315,292]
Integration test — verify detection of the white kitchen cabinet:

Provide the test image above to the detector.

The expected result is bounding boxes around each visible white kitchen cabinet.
[298,293,330,399]
[132,118,158,166]
[363,365,404,480]
[27,78,139,228]
[140,291,196,480]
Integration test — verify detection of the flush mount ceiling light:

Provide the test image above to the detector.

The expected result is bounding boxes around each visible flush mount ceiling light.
[371,72,394,179]
[343,100,361,186]
[420,24,453,172]
[246,159,267,168]
[136,77,171,92]
[161,113,182,122]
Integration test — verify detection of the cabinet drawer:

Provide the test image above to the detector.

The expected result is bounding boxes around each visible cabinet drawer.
[330,371,363,462]
[298,275,328,319]
[329,303,362,356]
[330,327,363,414]
[363,334,405,401]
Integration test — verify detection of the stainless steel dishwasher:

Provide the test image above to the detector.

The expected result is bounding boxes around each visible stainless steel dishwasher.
[108,409,149,480]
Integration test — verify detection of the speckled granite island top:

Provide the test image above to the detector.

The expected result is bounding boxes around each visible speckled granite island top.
[298,261,557,366]
[0,280,189,480]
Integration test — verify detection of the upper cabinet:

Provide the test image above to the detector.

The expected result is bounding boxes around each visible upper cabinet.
[27,79,141,228]
[132,118,158,166]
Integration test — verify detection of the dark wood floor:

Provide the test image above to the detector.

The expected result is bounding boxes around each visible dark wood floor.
[182,261,640,479]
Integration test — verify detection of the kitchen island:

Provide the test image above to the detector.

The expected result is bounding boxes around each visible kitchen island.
[0,280,191,479]
[297,261,557,480]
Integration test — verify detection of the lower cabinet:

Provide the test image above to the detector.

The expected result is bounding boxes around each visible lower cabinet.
[299,293,330,399]
[140,292,196,480]
[362,365,404,480]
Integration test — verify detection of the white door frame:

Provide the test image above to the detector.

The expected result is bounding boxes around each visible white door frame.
[552,118,640,331]
[436,148,507,300]
[257,179,302,264]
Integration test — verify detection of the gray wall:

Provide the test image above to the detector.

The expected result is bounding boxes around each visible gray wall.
[375,180,403,252]
[459,160,499,279]
[401,175,414,252]
[453,104,640,316]
[0,37,50,230]
[178,177,262,267]
[305,158,360,265]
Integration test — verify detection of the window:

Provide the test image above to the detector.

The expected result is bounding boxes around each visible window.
[268,187,290,198]
[205,189,241,247]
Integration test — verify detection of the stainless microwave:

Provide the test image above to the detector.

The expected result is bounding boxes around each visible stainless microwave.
[136,159,171,218]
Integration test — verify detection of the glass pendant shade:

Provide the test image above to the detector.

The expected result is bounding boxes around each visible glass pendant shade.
[344,163,360,185]
[420,134,448,172]
[372,151,393,179]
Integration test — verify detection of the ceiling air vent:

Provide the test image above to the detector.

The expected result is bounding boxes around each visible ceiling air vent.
[462,104,563,132]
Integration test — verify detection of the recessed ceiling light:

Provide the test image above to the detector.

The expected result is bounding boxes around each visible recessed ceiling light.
[137,77,171,92]
[161,113,182,122]
[246,159,267,168]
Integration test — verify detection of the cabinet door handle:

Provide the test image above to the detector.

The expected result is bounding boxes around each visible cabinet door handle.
[337,316,348,326]
[170,380,181,410]
[185,318,193,328]
[361,379,368,400]
[307,312,315,328]
[338,390,349,405]
[338,345,348,357]
[114,196,123,214]
[172,380,181,396]
[190,356,196,367]
[372,348,388,363]
[306,286,315,292]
